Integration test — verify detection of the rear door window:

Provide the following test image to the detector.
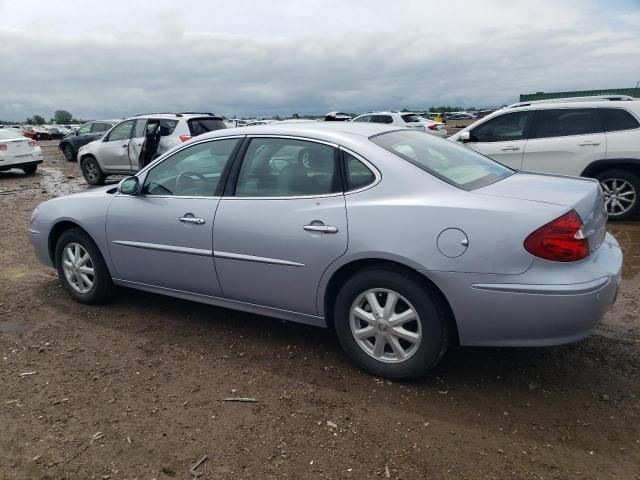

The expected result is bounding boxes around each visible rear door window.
[600,108,640,132]
[188,118,226,136]
[370,115,393,124]
[470,111,532,142]
[344,152,376,191]
[401,114,422,123]
[533,109,602,138]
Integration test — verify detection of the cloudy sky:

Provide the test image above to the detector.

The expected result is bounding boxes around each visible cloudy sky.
[1,0,639,121]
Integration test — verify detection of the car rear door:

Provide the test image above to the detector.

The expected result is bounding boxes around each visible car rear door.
[212,136,348,316]
[463,111,533,169]
[106,137,242,295]
[522,108,606,176]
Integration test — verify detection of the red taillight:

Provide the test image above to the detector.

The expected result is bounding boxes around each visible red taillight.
[0,144,6,151]
[179,135,192,142]
[427,124,441,131]
[28,141,38,147]
[524,210,589,262]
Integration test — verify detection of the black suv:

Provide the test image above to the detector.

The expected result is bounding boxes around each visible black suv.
[58,120,118,162]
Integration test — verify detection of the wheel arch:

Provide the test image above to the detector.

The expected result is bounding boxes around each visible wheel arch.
[48,220,99,265]
[320,257,459,345]
[581,158,640,178]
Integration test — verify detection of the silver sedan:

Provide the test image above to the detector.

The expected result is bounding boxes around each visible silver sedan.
[28,123,623,379]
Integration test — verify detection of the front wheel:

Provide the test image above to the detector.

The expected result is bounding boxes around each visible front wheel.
[55,228,113,304]
[81,156,105,185]
[62,144,76,162]
[333,267,450,380]
[596,170,640,220]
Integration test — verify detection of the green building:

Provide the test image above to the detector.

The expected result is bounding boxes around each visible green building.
[519,87,639,102]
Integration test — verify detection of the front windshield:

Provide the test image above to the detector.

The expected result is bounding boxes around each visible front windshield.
[370,130,513,190]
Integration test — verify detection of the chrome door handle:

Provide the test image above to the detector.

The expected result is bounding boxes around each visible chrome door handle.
[179,216,206,225]
[578,141,600,146]
[500,146,520,151]
[304,224,338,234]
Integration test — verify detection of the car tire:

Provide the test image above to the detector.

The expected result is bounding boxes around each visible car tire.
[595,170,640,220]
[22,165,37,175]
[81,156,106,185]
[333,267,450,380]
[55,228,113,304]
[62,144,76,162]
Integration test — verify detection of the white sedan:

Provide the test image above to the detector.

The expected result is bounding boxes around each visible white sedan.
[352,111,447,137]
[0,129,43,174]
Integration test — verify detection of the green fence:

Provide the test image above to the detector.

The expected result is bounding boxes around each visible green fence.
[520,88,639,102]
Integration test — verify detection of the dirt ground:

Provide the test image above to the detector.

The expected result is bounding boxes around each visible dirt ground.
[1,142,638,480]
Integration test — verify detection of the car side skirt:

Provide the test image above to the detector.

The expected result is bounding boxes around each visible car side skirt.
[112,278,326,328]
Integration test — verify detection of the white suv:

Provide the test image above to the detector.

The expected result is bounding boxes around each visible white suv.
[449,98,640,219]
[352,111,447,137]
[78,113,226,185]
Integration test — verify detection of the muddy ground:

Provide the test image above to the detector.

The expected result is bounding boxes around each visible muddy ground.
[0,142,638,479]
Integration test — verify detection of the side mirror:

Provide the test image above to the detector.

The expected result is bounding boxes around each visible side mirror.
[458,131,471,143]
[118,176,140,195]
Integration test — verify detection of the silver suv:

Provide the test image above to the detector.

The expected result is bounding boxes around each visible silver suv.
[449,97,640,219]
[78,113,226,185]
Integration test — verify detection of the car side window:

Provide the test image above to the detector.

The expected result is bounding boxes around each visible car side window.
[345,152,375,191]
[353,115,371,123]
[133,119,147,138]
[533,109,602,138]
[470,111,531,142]
[106,120,135,142]
[142,138,240,196]
[235,138,340,197]
[371,115,393,124]
[91,123,108,133]
[77,124,92,135]
[601,108,640,132]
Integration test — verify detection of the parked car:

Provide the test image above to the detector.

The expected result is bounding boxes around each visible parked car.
[77,113,226,185]
[445,112,476,120]
[29,122,622,379]
[58,120,118,163]
[449,98,640,219]
[44,126,65,140]
[324,111,352,121]
[21,126,50,141]
[352,111,447,137]
[0,128,43,174]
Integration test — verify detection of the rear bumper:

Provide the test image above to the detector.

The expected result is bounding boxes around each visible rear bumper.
[422,232,623,347]
[0,155,43,168]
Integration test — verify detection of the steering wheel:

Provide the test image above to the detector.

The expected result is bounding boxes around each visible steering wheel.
[175,171,207,193]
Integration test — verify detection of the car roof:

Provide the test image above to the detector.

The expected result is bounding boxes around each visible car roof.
[199,121,404,143]
[129,113,223,120]
[501,99,640,112]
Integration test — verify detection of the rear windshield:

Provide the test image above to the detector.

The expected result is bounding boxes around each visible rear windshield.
[371,130,513,190]
[188,118,226,136]
[401,114,422,123]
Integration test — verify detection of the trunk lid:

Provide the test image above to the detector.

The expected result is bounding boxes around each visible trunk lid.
[476,172,607,252]
[2,137,33,157]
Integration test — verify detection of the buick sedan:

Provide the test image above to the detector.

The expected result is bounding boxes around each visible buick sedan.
[29,123,622,379]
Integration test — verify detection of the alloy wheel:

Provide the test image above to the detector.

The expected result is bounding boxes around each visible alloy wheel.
[601,178,636,216]
[62,243,95,293]
[349,288,422,363]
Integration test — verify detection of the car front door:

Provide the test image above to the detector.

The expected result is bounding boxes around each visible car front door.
[128,118,147,171]
[99,120,136,172]
[463,111,533,169]
[522,108,606,176]
[106,137,242,295]
[212,136,348,316]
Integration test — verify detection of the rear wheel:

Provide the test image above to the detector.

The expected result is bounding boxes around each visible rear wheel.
[62,144,76,162]
[81,156,105,185]
[22,165,37,175]
[596,170,640,220]
[55,228,113,304]
[333,267,450,379]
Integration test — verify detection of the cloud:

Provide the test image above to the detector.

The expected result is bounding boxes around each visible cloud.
[0,0,639,121]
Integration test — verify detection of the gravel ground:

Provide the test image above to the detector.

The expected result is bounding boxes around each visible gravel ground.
[0,142,638,479]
